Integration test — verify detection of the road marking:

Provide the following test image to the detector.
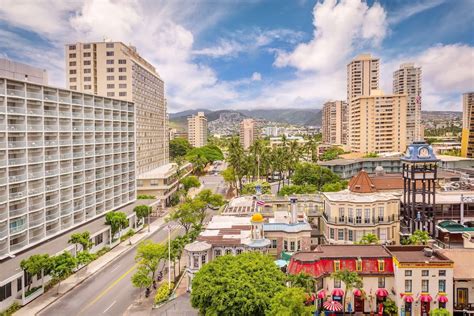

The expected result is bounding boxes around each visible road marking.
[103,300,116,313]
[79,263,138,314]
[110,264,121,272]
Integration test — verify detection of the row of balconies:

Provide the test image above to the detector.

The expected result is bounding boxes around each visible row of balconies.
[323,213,399,225]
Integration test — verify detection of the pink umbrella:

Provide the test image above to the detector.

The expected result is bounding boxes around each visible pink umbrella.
[323,301,343,312]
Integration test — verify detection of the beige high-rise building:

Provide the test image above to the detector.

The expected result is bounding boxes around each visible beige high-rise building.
[393,63,422,143]
[65,41,168,175]
[187,112,208,147]
[347,54,380,102]
[461,92,474,158]
[240,119,259,150]
[321,101,348,145]
[349,90,407,154]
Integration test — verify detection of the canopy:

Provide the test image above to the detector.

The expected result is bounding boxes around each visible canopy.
[375,288,389,297]
[332,288,344,297]
[438,295,448,303]
[353,289,362,297]
[323,301,343,312]
[281,251,293,261]
[317,290,327,299]
[420,294,433,302]
[403,295,414,303]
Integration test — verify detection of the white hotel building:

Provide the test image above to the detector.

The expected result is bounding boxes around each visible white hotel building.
[0,77,136,259]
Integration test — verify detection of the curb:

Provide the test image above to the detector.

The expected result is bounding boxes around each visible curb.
[30,220,169,315]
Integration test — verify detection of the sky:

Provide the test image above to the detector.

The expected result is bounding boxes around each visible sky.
[0,0,473,112]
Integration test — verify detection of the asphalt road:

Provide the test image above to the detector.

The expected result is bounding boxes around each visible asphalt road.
[39,170,226,316]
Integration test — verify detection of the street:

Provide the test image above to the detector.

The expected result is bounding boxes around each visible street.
[39,169,226,316]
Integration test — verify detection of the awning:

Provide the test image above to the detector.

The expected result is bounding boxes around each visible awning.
[420,294,433,302]
[404,295,414,303]
[274,259,288,268]
[375,288,389,297]
[438,295,448,303]
[332,288,344,297]
[281,251,293,261]
[353,289,362,297]
[317,290,326,299]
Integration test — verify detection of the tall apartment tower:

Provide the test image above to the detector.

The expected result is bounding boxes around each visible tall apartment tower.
[349,90,408,154]
[187,112,208,148]
[0,77,136,258]
[461,92,474,158]
[65,41,168,175]
[240,119,259,150]
[393,63,422,143]
[346,54,380,102]
[321,101,348,145]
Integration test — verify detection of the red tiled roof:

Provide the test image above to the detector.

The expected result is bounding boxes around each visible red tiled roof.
[349,170,376,193]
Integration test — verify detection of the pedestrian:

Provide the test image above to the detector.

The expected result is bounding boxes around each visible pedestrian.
[145,287,150,298]
[153,280,157,289]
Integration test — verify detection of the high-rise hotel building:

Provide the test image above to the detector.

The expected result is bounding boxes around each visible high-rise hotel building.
[240,119,259,150]
[349,90,407,154]
[347,54,380,102]
[65,41,168,175]
[0,77,136,258]
[461,92,474,158]
[393,63,422,143]
[187,112,208,148]
[321,101,348,145]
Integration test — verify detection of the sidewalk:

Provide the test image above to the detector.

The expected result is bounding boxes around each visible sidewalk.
[16,214,169,316]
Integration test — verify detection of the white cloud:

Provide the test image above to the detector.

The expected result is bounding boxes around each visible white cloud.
[251,72,262,81]
[274,0,387,72]
[387,0,445,24]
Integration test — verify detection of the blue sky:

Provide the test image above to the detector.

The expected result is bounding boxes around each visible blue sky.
[0,0,473,112]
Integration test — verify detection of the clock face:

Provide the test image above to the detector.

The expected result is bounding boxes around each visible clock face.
[418,147,430,158]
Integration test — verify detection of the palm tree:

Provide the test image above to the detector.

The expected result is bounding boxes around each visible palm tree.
[287,140,300,185]
[331,269,363,315]
[305,135,319,163]
[357,233,380,245]
[227,136,246,193]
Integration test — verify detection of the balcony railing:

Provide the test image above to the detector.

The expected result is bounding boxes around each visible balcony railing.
[10,238,28,251]
[7,89,25,97]
[10,223,27,234]
[9,174,27,182]
[8,141,26,148]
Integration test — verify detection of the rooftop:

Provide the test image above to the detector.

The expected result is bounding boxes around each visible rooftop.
[348,170,376,193]
[437,249,474,279]
[386,246,453,264]
[263,222,312,233]
[292,245,392,262]
[138,162,192,179]
[323,189,401,203]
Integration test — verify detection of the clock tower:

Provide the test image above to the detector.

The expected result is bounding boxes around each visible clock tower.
[401,141,440,237]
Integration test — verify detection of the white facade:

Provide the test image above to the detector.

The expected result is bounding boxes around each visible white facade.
[187,112,208,148]
[0,77,136,259]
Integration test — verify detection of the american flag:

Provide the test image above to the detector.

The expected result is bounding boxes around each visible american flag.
[256,200,265,206]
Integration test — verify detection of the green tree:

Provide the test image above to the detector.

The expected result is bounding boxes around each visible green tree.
[320,147,344,161]
[407,230,430,245]
[76,251,96,267]
[363,152,378,158]
[241,181,272,195]
[383,298,398,315]
[105,211,129,240]
[266,287,313,316]
[429,308,451,316]
[292,162,344,191]
[191,252,286,316]
[196,189,225,208]
[132,266,153,298]
[135,240,166,280]
[168,202,198,233]
[331,269,363,315]
[357,233,380,245]
[134,205,151,224]
[169,137,192,158]
[50,251,78,294]
[20,254,51,291]
[222,167,237,191]
[186,145,224,164]
[68,231,93,252]
[288,272,316,294]
[226,136,247,193]
[180,176,201,195]
[321,181,347,192]
[188,153,208,174]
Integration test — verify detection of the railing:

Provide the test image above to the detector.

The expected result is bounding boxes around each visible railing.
[45,154,59,161]
[46,225,61,236]
[0,225,8,239]
[9,174,27,182]
[7,89,25,97]
[8,141,26,148]
[44,125,57,131]
[28,156,43,163]
[59,140,71,146]
[27,108,43,115]
[29,170,44,179]
[10,223,27,235]
[45,198,59,206]
[26,91,42,99]
[27,125,43,132]
[10,238,28,251]
[44,169,58,177]
[44,110,58,116]
[45,183,59,191]
[9,157,27,165]
[28,187,44,195]
[44,94,58,101]
[9,206,27,217]
[8,106,26,114]
[44,140,58,146]
[29,218,44,227]
[29,201,44,211]
[45,213,59,221]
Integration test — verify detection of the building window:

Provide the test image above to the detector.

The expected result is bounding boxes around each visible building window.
[438,280,446,292]
[70,86,76,90]
[422,280,429,292]
[119,84,127,89]
[69,53,76,58]
[271,239,277,249]
[106,43,114,48]
[119,75,127,80]
[356,209,362,224]
[94,234,103,245]
[348,208,354,223]
[69,61,76,66]
[106,68,114,73]
[201,254,206,265]
[330,228,335,239]
[0,282,12,302]
[290,241,295,251]
[378,277,385,288]
[107,92,115,97]
[69,45,76,50]
[84,60,91,65]
[334,279,341,288]
[236,249,243,255]
[84,77,91,82]
[338,207,345,222]
[225,249,232,255]
[378,207,384,221]
[118,59,126,64]
[284,240,288,250]
[422,270,429,277]
[16,277,22,291]
[118,67,126,72]
[364,208,371,224]
[69,70,76,74]
[378,260,385,271]
[439,270,446,277]
[348,230,353,241]
[119,92,127,97]
[356,259,362,271]
[106,59,114,64]
[297,240,301,251]
[334,260,341,271]
[338,229,344,241]
[84,68,91,73]
[84,85,92,89]
[107,76,114,80]
[83,52,91,57]
[106,51,114,56]
[405,270,412,277]
[70,77,76,82]
[405,280,412,292]
[193,256,199,268]
[214,249,221,257]
[107,84,115,89]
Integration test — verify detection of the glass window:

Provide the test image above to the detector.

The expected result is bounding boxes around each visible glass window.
[439,270,446,277]
[225,249,232,255]
[70,77,76,82]
[378,207,384,221]
[84,77,91,82]
[297,240,301,250]
[119,75,127,80]
[348,230,353,241]
[118,59,126,64]
[438,280,446,292]
[356,209,362,224]
[378,277,385,288]
[405,270,412,277]
[338,229,344,240]
[338,207,344,222]
[106,68,114,73]
[83,52,91,57]
[290,241,295,251]
[119,92,127,97]
[334,279,341,288]
[272,239,277,248]
[69,61,76,66]
[214,249,221,257]
[107,76,114,80]
[106,60,114,64]
[119,84,127,89]
[0,282,12,302]
[107,92,115,97]
[84,60,91,65]
[17,277,22,291]
[69,70,76,74]
[83,44,91,49]
[236,249,243,255]
[334,260,340,271]
[422,270,429,277]
[106,43,114,48]
[107,84,115,89]
[201,255,206,265]
[84,85,91,89]
[118,67,126,72]
[84,68,91,73]
[193,256,199,268]
[106,51,114,56]
[364,208,371,223]
[405,280,412,292]
[348,208,354,223]
[330,228,335,239]
[284,240,288,250]
[356,259,362,271]
[69,53,76,58]
[94,234,103,245]
[422,280,429,292]
[378,260,385,271]
[69,45,76,50]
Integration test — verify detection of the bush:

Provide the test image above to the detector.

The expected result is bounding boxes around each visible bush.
[0,302,21,316]
[25,286,42,297]
[137,194,156,199]
[278,184,317,196]
[241,181,271,195]
[95,246,110,257]
[120,229,135,242]
[154,282,174,305]
[169,192,180,206]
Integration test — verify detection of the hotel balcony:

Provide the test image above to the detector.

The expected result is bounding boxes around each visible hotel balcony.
[6,84,25,98]
[73,211,84,225]
[85,207,95,219]
[28,166,44,180]
[9,200,27,218]
[45,178,59,192]
[74,198,84,212]
[29,226,45,243]
[28,180,44,196]
[10,218,27,235]
[9,167,27,183]
[60,176,73,189]
[44,119,58,131]
[60,202,73,216]
[43,107,58,117]
[59,138,72,146]
[43,88,57,102]
[29,212,45,229]
[26,85,42,100]
[0,223,7,240]
[85,195,95,207]
[45,209,59,222]
[10,233,28,252]
[85,184,95,195]
[8,151,27,166]
[27,100,42,115]
[71,94,83,105]
[9,183,27,200]
[85,171,95,182]
[29,198,44,212]
[7,99,26,114]
[45,194,60,207]
[46,221,61,237]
